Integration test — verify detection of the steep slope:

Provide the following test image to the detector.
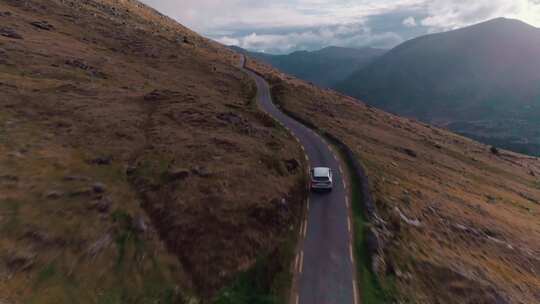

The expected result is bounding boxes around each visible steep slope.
[337,18,540,156]
[233,46,385,88]
[0,0,305,302]
[246,57,540,303]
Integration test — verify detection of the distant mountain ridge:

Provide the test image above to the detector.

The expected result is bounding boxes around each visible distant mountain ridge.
[232,45,386,87]
[337,18,540,156]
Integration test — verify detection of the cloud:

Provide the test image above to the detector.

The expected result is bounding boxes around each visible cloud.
[140,0,540,53]
[402,16,417,27]
[217,23,404,53]
[420,0,540,30]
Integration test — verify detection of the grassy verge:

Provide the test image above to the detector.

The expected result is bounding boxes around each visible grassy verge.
[264,78,393,302]
[341,151,396,303]
[214,237,296,304]
[214,175,307,304]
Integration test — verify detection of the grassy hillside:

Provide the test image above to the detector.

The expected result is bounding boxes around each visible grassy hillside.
[233,46,385,88]
[0,0,305,302]
[246,57,540,304]
[337,18,540,156]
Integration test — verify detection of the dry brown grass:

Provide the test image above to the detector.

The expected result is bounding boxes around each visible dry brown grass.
[246,58,540,303]
[0,0,304,302]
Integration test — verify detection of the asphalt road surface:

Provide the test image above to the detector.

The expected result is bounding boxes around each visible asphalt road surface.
[241,57,358,304]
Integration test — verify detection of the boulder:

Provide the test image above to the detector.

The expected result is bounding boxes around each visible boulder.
[92,182,106,193]
[400,147,417,158]
[0,28,22,39]
[89,156,112,165]
[143,89,180,101]
[44,190,63,199]
[132,215,147,233]
[68,188,93,197]
[6,249,35,272]
[30,21,54,31]
[166,168,190,181]
[89,196,112,213]
[65,59,91,70]
[63,175,90,182]
[216,112,242,125]
[284,158,300,173]
[191,166,211,177]
[0,174,18,182]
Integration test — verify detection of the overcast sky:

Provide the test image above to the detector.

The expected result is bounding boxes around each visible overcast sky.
[141,0,540,54]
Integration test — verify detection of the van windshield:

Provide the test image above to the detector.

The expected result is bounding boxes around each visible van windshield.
[313,176,329,181]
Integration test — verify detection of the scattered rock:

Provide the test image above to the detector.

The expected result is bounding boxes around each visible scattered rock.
[394,207,422,227]
[44,190,63,199]
[30,21,54,31]
[7,151,24,158]
[63,175,90,182]
[486,195,497,204]
[216,112,242,125]
[5,249,35,272]
[132,215,147,233]
[284,158,300,173]
[89,196,112,213]
[0,175,18,182]
[87,234,112,258]
[65,59,90,70]
[68,188,93,197]
[125,165,137,176]
[490,146,500,155]
[191,166,212,177]
[92,182,106,193]
[398,147,417,158]
[366,227,381,257]
[22,229,65,247]
[88,156,112,165]
[0,28,22,39]
[0,11,12,17]
[166,168,190,181]
[143,89,180,101]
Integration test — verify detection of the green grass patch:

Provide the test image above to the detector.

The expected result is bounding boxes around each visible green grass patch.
[34,262,58,288]
[214,256,282,304]
[1,198,21,235]
[214,186,301,304]
[111,209,144,270]
[332,143,396,303]
[135,156,172,185]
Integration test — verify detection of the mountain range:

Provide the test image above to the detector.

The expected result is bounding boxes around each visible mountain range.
[337,17,540,156]
[242,18,540,156]
[232,45,385,88]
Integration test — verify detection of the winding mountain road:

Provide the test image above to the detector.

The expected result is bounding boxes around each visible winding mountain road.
[241,56,359,304]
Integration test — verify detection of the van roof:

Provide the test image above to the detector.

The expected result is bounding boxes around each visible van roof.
[313,167,330,177]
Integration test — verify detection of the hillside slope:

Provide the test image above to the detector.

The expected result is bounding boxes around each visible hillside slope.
[246,57,540,303]
[337,18,540,156]
[233,46,385,88]
[0,0,305,302]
